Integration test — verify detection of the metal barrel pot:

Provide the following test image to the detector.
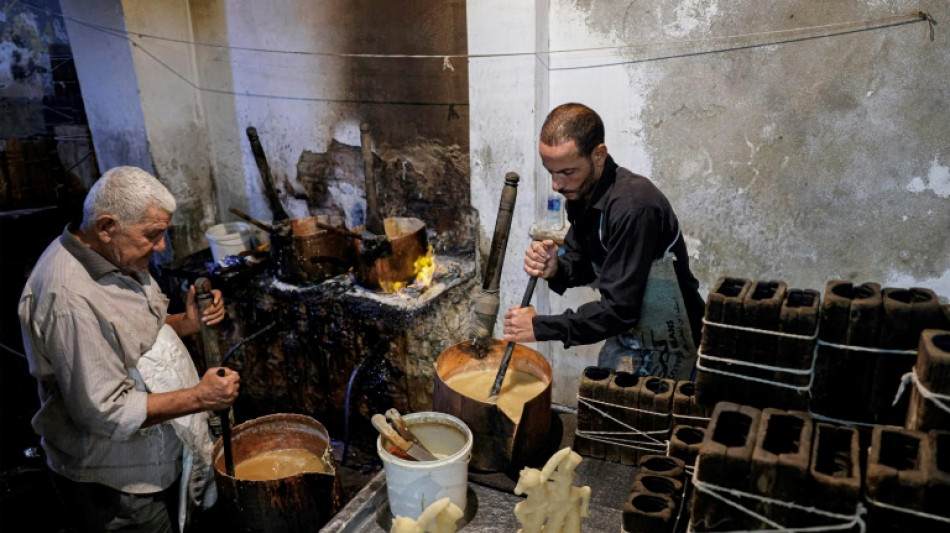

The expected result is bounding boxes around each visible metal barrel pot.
[433,339,552,473]
[212,413,342,533]
[355,217,428,291]
[271,216,353,285]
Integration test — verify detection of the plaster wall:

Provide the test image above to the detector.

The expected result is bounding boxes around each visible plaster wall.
[467,0,549,350]
[215,1,469,227]
[469,0,950,406]
[62,1,469,255]
[60,0,152,174]
[121,0,217,256]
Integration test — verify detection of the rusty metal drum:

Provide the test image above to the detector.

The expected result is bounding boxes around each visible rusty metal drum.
[212,413,341,532]
[433,339,552,473]
[355,217,428,291]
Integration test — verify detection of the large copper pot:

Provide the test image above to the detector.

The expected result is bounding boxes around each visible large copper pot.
[212,413,341,532]
[433,339,552,473]
[354,217,428,291]
[270,215,353,285]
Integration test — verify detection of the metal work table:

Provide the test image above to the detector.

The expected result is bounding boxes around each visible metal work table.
[320,412,637,532]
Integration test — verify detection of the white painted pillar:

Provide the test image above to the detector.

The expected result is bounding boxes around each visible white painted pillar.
[60,0,154,175]
[468,0,562,391]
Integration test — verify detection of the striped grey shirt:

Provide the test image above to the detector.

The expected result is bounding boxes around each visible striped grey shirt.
[18,227,182,493]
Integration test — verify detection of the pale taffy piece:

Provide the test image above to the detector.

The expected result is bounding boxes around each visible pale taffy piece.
[514,468,547,533]
[513,448,591,533]
[391,497,464,533]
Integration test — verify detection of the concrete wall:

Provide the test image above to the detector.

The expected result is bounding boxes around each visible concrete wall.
[60,0,152,174]
[61,1,468,255]
[469,0,950,405]
[121,0,218,255]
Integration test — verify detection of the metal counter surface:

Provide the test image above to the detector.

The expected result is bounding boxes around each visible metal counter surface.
[320,412,637,532]
[320,457,635,532]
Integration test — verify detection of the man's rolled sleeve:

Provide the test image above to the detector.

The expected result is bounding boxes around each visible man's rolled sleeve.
[47,300,147,440]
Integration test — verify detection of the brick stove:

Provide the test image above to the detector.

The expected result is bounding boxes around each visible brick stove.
[203,132,479,460]
[222,254,478,434]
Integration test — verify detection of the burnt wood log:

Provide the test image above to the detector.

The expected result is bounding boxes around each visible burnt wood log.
[623,492,677,533]
[620,374,645,466]
[606,372,639,464]
[631,472,685,506]
[807,423,862,529]
[669,425,706,468]
[866,426,932,530]
[927,430,950,518]
[739,280,787,407]
[750,409,813,528]
[672,380,709,430]
[812,281,881,423]
[638,454,686,485]
[871,288,940,425]
[774,289,820,410]
[638,378,674,460]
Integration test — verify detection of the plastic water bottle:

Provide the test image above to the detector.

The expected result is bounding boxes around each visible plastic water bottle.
[546,193,564,230]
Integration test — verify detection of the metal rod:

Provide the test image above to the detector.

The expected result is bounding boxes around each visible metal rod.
[360,122,385,235]
[489,275,538,399]
[228,207,274,233]
[216,368,235,477]
[246,126,290,221]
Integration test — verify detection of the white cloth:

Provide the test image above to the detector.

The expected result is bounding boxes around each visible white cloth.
[133,325,217,531]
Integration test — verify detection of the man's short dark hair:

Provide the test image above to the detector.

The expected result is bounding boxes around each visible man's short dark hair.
[539,103,605,158]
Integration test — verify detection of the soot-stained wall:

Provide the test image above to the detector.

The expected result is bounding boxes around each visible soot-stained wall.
[58,0,470,257]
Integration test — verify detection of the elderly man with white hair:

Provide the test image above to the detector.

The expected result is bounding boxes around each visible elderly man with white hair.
[18,166,241,533]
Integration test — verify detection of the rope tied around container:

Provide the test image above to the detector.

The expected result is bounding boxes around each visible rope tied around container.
[863,494,950,524]
[891,367,950,413]
[575,395,670,453]
[701,317,820,341]
[688,463,867,533]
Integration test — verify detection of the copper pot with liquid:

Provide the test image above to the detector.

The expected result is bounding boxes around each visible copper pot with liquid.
[433,339,553,473]
[270,215,354,285]
[354,216,428,291]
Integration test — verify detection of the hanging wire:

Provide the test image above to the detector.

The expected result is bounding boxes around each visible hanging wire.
[15,1,935,103]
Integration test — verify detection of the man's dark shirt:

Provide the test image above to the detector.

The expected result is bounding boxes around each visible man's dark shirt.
[532,155,705,348]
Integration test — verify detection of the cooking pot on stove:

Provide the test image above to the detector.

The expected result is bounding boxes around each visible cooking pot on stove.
[270,215,354,285]
[229,207,355,286]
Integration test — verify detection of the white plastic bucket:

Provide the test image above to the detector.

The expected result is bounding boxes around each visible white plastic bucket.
[205,222,253,262]
[376,412,472,520]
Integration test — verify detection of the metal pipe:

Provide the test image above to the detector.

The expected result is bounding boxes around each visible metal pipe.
[220,322,277,367]
[341,338,389,467]
[246,126,290,221]
[488,275,538,399]
[360,123,385,235]
[484,172,520,292]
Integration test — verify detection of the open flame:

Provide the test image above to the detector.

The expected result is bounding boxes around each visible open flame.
[380,246,436,294]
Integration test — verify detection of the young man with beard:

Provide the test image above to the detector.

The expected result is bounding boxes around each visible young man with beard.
[504,103,705,376]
